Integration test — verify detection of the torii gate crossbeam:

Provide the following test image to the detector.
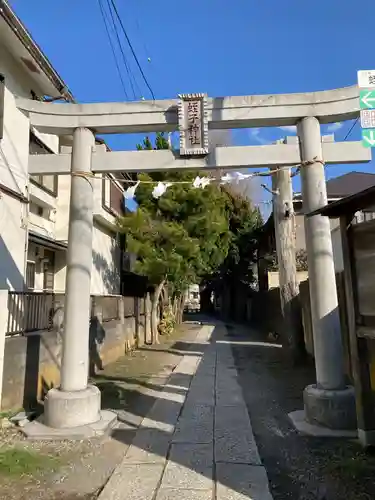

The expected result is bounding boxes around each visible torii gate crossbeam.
[28,142,370,175]
[17,85,360,135]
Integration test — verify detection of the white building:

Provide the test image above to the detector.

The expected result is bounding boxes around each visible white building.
[0,2,124,296]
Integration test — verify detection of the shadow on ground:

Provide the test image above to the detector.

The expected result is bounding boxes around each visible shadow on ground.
[4,318,375,500]
[99,319,375,500]
[230,324,375,500]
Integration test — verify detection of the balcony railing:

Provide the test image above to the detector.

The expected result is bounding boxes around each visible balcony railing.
[7,291,55,336]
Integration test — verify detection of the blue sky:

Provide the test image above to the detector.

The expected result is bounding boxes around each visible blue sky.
[9,0,375,214]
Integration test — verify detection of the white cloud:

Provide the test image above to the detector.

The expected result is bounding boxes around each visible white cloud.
[327,122,343,132]
[249,128,268,145]
[279,125,296,133]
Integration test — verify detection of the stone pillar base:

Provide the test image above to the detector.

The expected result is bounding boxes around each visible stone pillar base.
[44,385,101,429]
[358,429,375,448]
[304,384,356,431]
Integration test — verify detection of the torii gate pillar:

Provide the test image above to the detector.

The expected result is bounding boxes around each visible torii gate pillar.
[44,128,104,430]
[297,117,356,431]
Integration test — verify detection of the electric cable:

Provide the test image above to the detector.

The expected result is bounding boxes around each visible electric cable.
[97,0,129,100]
[109,0,155,100]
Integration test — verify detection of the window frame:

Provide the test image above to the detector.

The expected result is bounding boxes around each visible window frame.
[26,260,36,290]
[29,131,58,197]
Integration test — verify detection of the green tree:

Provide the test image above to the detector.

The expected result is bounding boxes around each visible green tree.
[118,133,232,340]
[202,186,262,318]
[119,132,262,336]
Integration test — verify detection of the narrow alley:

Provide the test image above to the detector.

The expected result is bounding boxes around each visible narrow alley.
[98,320,272,500]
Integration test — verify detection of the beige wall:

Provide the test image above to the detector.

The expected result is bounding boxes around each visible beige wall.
[294,214,306,251]
[0,45,122,296]
[91,221,121,295]
[268,271,308,290]
[0,46,30,290]
[0,194,27,290]
[294,213,343,273]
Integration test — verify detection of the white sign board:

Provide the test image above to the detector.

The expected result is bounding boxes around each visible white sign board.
[358,70,375,88]
[361,110,375,129]
[178,93,209,156]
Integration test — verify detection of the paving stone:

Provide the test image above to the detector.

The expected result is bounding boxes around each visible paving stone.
[216,389,246,407]
[156,489,213,500]
[185,377,215,406]
[98,463,164,500]
[123,428,172,464]
[215,429,260,465]
[195,364,216,378]
[216,463,273,500]
[176,356,201,375]
[167,373,193,391]
[185,390,214,408]
[141,397,184,432]
[161,443,213,490]
[173,405,213,443]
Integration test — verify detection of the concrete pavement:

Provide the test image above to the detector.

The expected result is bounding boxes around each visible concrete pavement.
[99,321,273,500]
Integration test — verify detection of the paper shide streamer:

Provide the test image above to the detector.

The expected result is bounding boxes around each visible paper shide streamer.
[123,172,253,201]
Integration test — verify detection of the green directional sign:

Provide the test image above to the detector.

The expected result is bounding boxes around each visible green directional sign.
[360,90,375,109]
[362,129,375,148]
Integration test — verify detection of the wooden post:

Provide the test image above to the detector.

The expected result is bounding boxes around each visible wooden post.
[340,215,375,446]
[272,167,305,363]
[145,292,152,344]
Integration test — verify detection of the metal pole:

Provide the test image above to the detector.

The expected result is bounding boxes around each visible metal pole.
[298,116,345,390]
[0,290,8,409]
[60,127,95,392]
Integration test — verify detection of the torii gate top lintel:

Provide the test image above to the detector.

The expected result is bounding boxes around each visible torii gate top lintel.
[16,85,360,136]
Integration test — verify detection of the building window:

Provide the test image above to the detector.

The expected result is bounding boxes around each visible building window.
[364,211,375,222]
[29,203,44,217]
[29,131,58,196]
[26,261,36,290]
[102,175,125,216]
[43,250,55,291]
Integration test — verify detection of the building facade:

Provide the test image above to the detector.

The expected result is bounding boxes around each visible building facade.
[0,2,124,296]
[293,171,375,273]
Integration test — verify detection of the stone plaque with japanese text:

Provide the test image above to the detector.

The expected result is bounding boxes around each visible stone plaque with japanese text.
[178,93,209,156]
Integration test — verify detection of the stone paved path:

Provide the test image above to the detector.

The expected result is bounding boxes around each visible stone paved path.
[98,321,273,500]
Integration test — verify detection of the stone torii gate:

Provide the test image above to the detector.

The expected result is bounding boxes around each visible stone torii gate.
[17,86,371,437]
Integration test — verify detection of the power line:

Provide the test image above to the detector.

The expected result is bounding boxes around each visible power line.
[134,11,151,65]
[109,0,156,100]
[343,117,359,141]
[105,0,138,100]
[97,0,129,100]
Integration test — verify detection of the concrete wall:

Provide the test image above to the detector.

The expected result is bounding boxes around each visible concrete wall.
[267,271,309,290]
[0,193,27,290]
[294,214,306,251]
[251,288,283,336]
[0,46,31,290]
[91,221,121,295]
[299,273,351,378]
[331,223,344,273]
[294,213,343,273]
[0,46,30,195]
[2,303,147,410]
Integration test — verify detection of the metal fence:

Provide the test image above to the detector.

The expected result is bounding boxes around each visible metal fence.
[93,295,120,322]
[7,291,55,336]
[6,292,140,336]
[123,296,135,317]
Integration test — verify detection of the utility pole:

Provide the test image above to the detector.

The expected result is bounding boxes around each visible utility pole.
[271,154,305,363]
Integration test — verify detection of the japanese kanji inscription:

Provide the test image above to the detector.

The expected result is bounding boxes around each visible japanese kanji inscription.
[178,93,209,156]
